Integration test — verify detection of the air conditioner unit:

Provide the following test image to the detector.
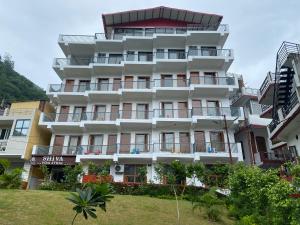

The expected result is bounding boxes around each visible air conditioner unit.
[0,146,6,152]
[114,164,124,173]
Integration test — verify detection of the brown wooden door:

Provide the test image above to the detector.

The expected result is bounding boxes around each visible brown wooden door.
[124,76,133,89]
[192,100,202,116]
[256,136,267,153]
[180,132,190,153]
[177,74,187,87]
[122,103,132,119]
[110,105,119,120]
[88,135,103,154]
[210,131,224,152]
[120,133,131,153]
[94,105,106,121]
[107,134,117,154]
[194,131,205,152]
[64,80,74,92]
[113,78,121,91]
[178,102,188,118]
[58,106,69,122]
[190,72,199,84]
[53,135,65,155]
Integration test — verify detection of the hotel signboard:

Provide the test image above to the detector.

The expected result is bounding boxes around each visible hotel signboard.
[30,155,76,166]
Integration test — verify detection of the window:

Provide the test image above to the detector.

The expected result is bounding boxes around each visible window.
[13,119,30,136]
[124,165,146,183]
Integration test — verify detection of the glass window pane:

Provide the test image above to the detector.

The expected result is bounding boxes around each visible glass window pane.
[15,120,24,128]
[21,128,28,136]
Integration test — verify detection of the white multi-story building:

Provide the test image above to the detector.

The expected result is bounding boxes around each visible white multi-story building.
[36,6,244,183]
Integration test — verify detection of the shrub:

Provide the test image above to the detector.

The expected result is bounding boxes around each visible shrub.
[0,168,23,189]
[39,180,66,191]
[63,164,84,191]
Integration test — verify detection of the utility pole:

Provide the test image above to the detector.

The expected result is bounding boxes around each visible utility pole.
[223,114,233,164]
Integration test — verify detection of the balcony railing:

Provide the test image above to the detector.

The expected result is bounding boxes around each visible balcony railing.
[259,72,275,96]
[192,107,240,117]
[155,109,191,118]
[34,141,239,156]
[58,25,229,43]
[42,107,241,123]
[54,50,232,68]
[231,87,259,103]
[49,76,236,93]
[261,104,272,113]
[188,48,232,57]
[282,91,299,118]
[119,110,153,120]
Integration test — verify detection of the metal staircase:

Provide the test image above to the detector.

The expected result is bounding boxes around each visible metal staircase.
[271,42,300,131]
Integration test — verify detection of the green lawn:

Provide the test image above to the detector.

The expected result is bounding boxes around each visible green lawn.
[0,190,235,225]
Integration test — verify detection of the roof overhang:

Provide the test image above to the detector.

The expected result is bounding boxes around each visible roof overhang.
[102,6,223,34]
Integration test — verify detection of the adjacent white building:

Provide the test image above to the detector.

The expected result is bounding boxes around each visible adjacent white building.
[36,6,244,183]
[260,41,300,160]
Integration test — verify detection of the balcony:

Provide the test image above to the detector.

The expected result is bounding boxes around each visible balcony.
[254,151,296,167]
[258,72,275,105]
[260,104,273,118]
[118,110,153,129]
[53,57,93,78]
[187,49,233,71]
[0,140,7,153]
[189,75,237,97]
[231,87,259,107]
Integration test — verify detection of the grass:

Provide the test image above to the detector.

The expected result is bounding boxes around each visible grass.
[0,190,235,225]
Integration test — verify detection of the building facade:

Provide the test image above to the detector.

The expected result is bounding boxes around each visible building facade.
[0,101,53,187]
[36,6,244,183]
[260,41,300,160]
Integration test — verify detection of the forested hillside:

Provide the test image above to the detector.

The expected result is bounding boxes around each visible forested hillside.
[0,55,47,103]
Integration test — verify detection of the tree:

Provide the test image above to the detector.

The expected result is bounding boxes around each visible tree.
[67,184,113,225]
[192,187,224,221]
[63,164,83,191]
[155,160,188,225]
[0,167,23,189]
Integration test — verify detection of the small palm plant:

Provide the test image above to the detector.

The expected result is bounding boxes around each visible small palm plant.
[67,184,113,225]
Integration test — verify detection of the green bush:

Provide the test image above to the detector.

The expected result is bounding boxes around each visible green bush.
[39,181,66,191]
[0,167,23,189]
[110,182,206,199]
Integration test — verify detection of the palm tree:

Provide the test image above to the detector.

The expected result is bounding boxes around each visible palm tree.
[67,184,113,225]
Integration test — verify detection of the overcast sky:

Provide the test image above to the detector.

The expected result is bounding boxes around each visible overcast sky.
[0,0,299,90]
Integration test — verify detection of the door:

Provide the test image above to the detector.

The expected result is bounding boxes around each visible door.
[64,80,74,92]
[256,136,267,153]
[89,135,103,154]
[192,100,202,116]
[207,101,220,116]
[210,131,224,152]
[110,105,119,120]
[107,134,117,154]
[161,102,173,118]
[68,136,81,154]
[204,72,217,84]
[52,135,64,155]
[58,106,69,122]
[120,133,131,153]
[168,49,185,59]
[190,72,200,84]
[135,134,149,152]
[161,74,173,87]
[136,104,149,119]
[124,76,133,89]
[177,74,187,87]
[137,77,150,89]
[113,78,121,91]
[122,103,132,119]
[188,46,198,56]
[194,131,206,152]
[178,102,188,118]
[180,132,190,153]
[98,78,109,91]
[73,106,86,122]
[161,133,174,152]
[78,80,90,92]
[94,105,106,121]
